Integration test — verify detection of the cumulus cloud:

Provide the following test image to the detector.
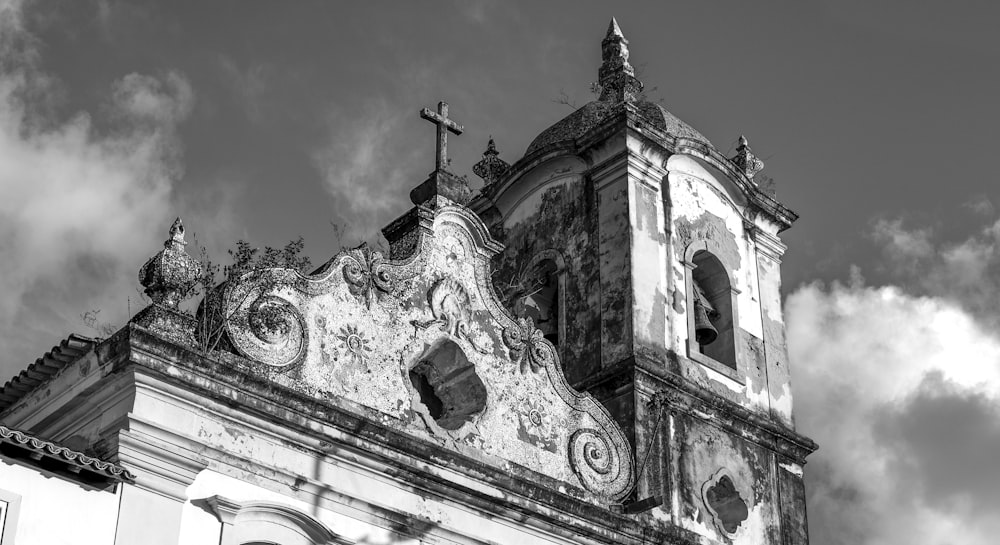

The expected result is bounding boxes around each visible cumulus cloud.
[788,217,1000,545]
[872,216,1000,327]
[0,0,196,376]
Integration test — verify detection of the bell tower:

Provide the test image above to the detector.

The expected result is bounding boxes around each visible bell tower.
[472,19,817,545]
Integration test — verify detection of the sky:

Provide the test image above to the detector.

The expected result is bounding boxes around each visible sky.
[0,1,998,543]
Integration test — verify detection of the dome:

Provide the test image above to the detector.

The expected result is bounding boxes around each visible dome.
[525,100,712,156]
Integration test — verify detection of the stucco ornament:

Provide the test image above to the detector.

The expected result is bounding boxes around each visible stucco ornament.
[472,137,510,187]
[730,135,765,180]
[503,316,554,374]
[427,277,472,336]
[335,324,372,369]
[138,218,202,308]
[225,274,308,369]
[569,428,627,495]
[213,199,635,503]
[342,245,394,309]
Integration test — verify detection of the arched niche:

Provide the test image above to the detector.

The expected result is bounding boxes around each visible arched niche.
[512,249,567,351]
[684,241,741,379]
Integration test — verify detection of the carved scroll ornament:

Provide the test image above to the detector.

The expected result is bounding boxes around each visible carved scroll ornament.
[502,317,555,374]
[342,245,394,309]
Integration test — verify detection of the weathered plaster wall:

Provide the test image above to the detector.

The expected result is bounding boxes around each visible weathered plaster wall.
[126,373,623,545]
[492,156,603,387]
[674,416,781,545]
[217,205,633,503]
[662,153,788,421]
[0,459,120,544]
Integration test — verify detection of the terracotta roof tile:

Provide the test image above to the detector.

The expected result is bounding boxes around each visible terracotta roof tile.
[0,334,96,413]
[0,424,135,482]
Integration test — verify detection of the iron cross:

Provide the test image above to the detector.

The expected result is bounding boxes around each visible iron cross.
[420,101,464,171]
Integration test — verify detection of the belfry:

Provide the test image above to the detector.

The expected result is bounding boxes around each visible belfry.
[0,19,815,545]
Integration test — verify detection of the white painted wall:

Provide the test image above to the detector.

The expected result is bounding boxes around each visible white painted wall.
[0,459,120,545]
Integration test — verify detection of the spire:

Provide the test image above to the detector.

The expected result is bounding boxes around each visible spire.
[598,17,643,103]
[606,17,624,40]
[472,137,511,187]
[731,135,765,180]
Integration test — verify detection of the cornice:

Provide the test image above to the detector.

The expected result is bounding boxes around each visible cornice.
[114,324,705,545]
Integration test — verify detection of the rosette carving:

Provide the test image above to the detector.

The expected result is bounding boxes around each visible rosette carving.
[569,428,634,500]
[342,245,394,309]
[502,317,554,374]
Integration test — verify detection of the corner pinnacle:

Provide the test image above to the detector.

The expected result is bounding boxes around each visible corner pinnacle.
[606,17,624,41]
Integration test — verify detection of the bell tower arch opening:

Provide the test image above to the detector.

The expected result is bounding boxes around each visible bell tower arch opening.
[687,249,738,371]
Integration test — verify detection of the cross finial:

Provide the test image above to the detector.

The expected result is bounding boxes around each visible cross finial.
[420,101,464,172]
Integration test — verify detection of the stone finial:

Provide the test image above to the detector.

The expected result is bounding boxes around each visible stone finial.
[138,217,202,308]
[731,135,765,180]
[598,17,644,103]
[472,137,511,187]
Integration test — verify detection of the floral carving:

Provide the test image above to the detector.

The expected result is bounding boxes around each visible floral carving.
[342,245,393,309]
[503,317,554,374]
[335,324,372,369]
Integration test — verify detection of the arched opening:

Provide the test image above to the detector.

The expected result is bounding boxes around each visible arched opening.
[520,259,560,346]
[691,251,736,369]
[192,496,344,545]
[408,339,487,430]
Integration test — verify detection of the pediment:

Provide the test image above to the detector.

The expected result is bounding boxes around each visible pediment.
[216,205,634,503]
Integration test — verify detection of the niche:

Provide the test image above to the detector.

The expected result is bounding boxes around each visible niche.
[704,474,749,534]
[408,339,487,430]
[520,259,560,346]
[691,250,736,369]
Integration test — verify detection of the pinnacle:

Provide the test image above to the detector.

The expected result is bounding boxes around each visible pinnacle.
[606,17,624,41]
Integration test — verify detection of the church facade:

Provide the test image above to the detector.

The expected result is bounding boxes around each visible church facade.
[0,19,815,545]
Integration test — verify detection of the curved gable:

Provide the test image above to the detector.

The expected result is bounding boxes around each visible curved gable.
[216,205,635,503]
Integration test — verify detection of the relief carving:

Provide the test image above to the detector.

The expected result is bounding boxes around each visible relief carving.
[502,317,554,374]
[568,427,632,498]
[343,245,394,309]
[228,288,308,369]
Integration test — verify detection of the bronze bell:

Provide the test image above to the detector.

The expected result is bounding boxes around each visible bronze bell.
[693,295,719,346]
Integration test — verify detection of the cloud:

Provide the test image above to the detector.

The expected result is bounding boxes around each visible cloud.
[871,216,1000,328]
[311,99,421,243]
[0,0,197,376]
[219,56,271,124]
[963,195,995,217]
[787,231,1000,544]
